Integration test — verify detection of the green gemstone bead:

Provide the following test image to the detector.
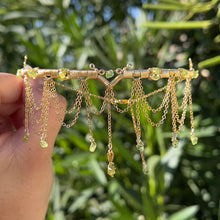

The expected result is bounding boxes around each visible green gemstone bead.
[136,141,144,152]
[172,139,178,148]
[106,70,114,79]
[151,68,160,80]
[193,70,199,79]
[40,140,48,148]
[22,135,29,143]
[107,162,116,177]
[59,74,65,81]
[181,69,188,79]
[28,69,37,79]
[59,68,68,81]
[191,135,198,145]
[89,142,97,152]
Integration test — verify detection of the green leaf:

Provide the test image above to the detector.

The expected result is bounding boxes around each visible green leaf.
[56,152,91,168]
[141,20,213,29]
[2,10,41,20]
[143,3,189,11]
[195,126,217,137]
[66,129,89,151]
[167,205,199,220]
[156,127,166,156]
[116,181,142,211]
[141,187,158,220]
[35,29,46,49]
[89,158,107,185]
[68,187,95,213]
[110,200,137,220]
[112,137,142,172]
[52,177,66,220]
[198,55,220,69]
[91,39,115,68]
[143,0,220,14]
[60,12,82,45]
[161,142,184,188]
[147,155,161,179]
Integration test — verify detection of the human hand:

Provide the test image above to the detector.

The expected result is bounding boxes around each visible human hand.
[0,73,66,220]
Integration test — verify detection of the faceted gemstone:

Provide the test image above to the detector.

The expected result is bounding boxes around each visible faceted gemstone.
[136,140,144,152]
[28,69,37,79]
[193,70,199,79]
[191,135,198,145]
[59,74,65,81]
[40,140,48,148]
[27,69,32,78]
[106,70,114,78]
[181,69,188,79]
[59,68,68,81]
[16,69,23,78]
[107,162,116,177]
[151,68,160,80]
[89,142,97,152]
[152,67,160,75]
[172,138,178,148]
[22,135,29,143]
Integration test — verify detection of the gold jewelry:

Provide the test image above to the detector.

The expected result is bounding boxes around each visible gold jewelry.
[17,56,199,177]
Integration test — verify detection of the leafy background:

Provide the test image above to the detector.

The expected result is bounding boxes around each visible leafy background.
[0,0,220,219]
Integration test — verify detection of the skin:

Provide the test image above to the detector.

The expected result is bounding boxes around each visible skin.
[0,73,66,220]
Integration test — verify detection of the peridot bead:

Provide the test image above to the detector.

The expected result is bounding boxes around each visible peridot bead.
[193,70,199,79]
[89,142,97,152]
[28,69,37,79]
[23,135,29,143]
[191,135,198,145]
[40,140,48,148]
[59,73,66,81]
[172,139,178,148]
[136,140,144,152]
[107,162,116,177]
[181,69,188,79]
[59,68,68,81]
[106,70,114,78]
[151,68,160,80]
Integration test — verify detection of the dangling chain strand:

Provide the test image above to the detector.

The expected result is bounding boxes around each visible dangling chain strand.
[17,57,199,177]
[106,87,116,177]
[82,79,97,152]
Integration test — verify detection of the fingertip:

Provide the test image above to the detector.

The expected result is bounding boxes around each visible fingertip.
[0,73,24,104]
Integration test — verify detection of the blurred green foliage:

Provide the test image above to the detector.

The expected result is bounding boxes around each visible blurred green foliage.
[0,0,220,219]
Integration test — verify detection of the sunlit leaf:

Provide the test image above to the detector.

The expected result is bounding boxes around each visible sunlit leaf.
[167,205,199,220]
